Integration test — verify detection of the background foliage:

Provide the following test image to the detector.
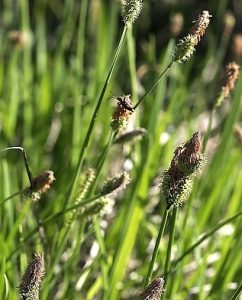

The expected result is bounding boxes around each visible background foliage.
[1,0,242,299]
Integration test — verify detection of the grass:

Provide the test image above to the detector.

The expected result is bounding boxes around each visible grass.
[1,1,242,299]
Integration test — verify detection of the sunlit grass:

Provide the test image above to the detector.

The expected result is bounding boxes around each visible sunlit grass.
[1,1,242,300]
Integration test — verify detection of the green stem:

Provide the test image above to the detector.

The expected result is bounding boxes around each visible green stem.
[0,191,22,206]
[143,208,169,287]
[164,207,178,279]
[229,283,242,300]
[92,216,109,294]
[133,61,173,110]
[203,108,215,153]
[88,131,117,196]
[172,210,242,267]
[62,26,127,210]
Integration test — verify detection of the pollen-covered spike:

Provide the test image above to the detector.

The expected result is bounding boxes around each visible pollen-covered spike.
[121,0,143,25]
[189,10,212,43]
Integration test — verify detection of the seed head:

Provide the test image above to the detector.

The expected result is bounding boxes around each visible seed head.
[172,11,212,63]
[214,62,240,108]
[139,277,165,300]
[22,170,55,201]
[172,35,197,63]
[110,95,134,132]
[189,11,212,43]
[121,0,143,25]
[18,253,45,300]
[76,168,96,203]
[78,198,109,219]
[160,132,207,210]
[101,171,131,195]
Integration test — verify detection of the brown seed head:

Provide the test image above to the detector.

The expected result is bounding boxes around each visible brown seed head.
[18,253,45,300]
[189,10,212,44]
[181,131,203,164]
[160,132,206,209]
[139,277,165,300]
[22,170,55,201]
[110,105,132,131]
[32,170,56,192]
[218,62,240,98]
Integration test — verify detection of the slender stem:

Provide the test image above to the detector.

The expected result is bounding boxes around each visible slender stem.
[92,216,109,294]
[62,26,128,210]
[203,108,215,153]
[172,211,242,267]
[161,207,178,299]
[133,61,173,110]
[0,146,34,187]
[164,207,178,279]
[143,208,169,287]
[88,131,117,196]
[229,283,242,300]
[0,190,22,206]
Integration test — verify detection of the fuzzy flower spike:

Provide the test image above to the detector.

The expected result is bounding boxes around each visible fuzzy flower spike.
[121,0,143,25]
[18,253,45,300]
[172,10,212,63]
[214,62,240,108]
[160,132,207,210]
[22,170,56,201]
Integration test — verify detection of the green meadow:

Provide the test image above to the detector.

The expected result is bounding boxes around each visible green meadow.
[1,1,242,299]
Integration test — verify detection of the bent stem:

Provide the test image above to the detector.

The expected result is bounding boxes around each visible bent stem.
[62,26,128,210]
[0,147,34,188]
[143,208,169,287]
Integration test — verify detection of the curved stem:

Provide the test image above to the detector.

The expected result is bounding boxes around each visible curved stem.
[143,208,169,287]
[0,147,34,188]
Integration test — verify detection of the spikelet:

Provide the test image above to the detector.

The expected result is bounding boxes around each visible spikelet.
[17,253,45,300]
[110,95,134,131]
[172,11,212,63]
[160,132,207,210]
[22,171,55,201]
[139,277,165,300]
[101,171,131,195]
[121,0,143,25]
[214,62,240,108]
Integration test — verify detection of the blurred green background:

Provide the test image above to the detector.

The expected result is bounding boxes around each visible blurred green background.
[1,1,242,300]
